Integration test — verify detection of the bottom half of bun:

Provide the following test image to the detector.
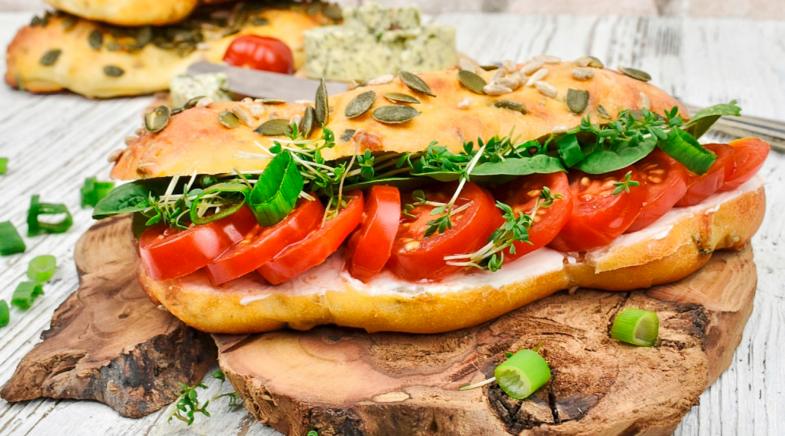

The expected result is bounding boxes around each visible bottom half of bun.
[141,180,766,334]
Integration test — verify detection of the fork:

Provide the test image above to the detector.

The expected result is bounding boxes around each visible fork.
[685,104,785,152]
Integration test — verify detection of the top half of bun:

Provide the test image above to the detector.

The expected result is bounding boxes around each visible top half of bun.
[111,61,686,180]
[43,0,200,26]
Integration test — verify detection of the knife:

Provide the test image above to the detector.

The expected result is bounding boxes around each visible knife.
[187,61,347,101]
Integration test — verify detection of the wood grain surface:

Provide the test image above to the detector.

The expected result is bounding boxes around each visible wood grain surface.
[0,10,784,436]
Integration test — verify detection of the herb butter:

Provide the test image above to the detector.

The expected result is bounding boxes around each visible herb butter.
[170,73,231,108]
[304,3,457,82]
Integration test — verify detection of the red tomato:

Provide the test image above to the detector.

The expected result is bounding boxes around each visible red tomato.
[720,137,770,191]
[389,182,503,281]
[346,185,401,282]
[139,207,257,280]
[626,151,688,232]
[550,169,646,252]
[222,35,294,74]
[207,199,324,285]
[675,143,733,206]
[258,193,364,285]
[496,172,572,260]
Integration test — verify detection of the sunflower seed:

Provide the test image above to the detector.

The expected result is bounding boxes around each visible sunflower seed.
[103,65,125,77]
[639,92,651,110]
[88,30,103,50]
[315,78,328,126]
[196,97,213,108]
[457,97,473,109]
[620,67,651,82]
[535,81,558,98]
[494,99,527,114]
[526,67,549,87]
[575,56,604,68]
[144,106,170,133]
[521,59,545,75]
[458,57,481,74]
[384,92,420,104]
[458,69,487,94]
[299,106,315,138]
[218,110,240,128]
[496,73,523,90]
[255,118,291,136]
[39,49,61,66]
[399,71,435,97]
[566,89,590,113]
[345,90,376,118]
[572,67,595,81]
[367,74,394,85]
[372,105,420,124]
[483,83,513,96]
[340,129,356,141]
[534,54,561,64]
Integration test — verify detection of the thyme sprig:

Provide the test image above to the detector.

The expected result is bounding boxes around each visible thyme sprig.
[612,171,640,195]
[169,383,210,425]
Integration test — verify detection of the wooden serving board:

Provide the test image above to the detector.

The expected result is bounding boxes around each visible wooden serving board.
[0,215,756,435]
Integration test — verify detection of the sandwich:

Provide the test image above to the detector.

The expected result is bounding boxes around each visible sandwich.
[97,57,769,334]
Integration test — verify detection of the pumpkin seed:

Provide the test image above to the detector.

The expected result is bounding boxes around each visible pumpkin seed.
[144,106,170,133]
[458,70,487,94]
[340,129,356,141]
[39,49,61,66]
[493,99,527,114]
[258,98,286,105]
[344,90,376,118]
[315,78,328,126]
[170,107,183,115]
[567,89,590,114]
[372,105,420,124]
[103,65,125,77]
[384,92,420,104]
[218,110,241,128]
[88,30,103,50]
[399,71,435,97]
[575,56,604,68]
[256,118,291,136]
[323,3,343,21]
[620,67,651,82]
[480,64,500,71]
[299,106,315,138]
[597,104,611,119]
[61,15,77,31]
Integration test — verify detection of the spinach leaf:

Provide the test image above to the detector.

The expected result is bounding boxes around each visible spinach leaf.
[683,100,741,139]
[93,181,161,219]
[575,138,657,174]
[471,155,565,176]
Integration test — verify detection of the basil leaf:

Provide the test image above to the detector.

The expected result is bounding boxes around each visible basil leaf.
[683,100,741,139]
[658,128,716,175]
[556,134,584,167]
[575,137,657,174]
[189,182,249,225]
[93,181,161,219]
[471,155,565,176]
[248,151,304,226]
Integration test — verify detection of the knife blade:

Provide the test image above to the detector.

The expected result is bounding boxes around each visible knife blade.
[187,61,347,101]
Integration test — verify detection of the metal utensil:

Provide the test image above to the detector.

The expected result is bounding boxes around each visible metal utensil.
[685,104,785,152]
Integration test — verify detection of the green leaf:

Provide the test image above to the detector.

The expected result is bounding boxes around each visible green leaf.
[658,128,717,175]
[575,138,657,174]
[556,134,584,167]
[343,176,420,191]
[93,181,163,219]
[248,151,304,226]
[189,182,249,225]
[471,155,566,176]
[683,100,741,139]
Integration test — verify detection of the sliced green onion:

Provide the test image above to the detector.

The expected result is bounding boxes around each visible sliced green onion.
[494,349,551,400]
[189,182,249,225]
[27,195,73,236]
[0,300,9,327]
[11,281,44,310]
[80,177,115,208]
[658,129,716,175]
[0,221,26,255]
[610,308,659,346]
[556,134,584,167]
[0,157,7,175]
[248,150,304,226]
[27,254,57,283]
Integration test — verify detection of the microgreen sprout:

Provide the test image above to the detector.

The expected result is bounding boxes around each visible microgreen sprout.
[612,171,640,195]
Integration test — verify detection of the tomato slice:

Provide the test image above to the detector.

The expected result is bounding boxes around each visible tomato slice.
[549,169,646,252]
[346,185,401,282]
[258,193,364,285]
[720,137,770,191]
[222,35,294,74]
[626,151,688,232]
[207,199,324,285]
[140,207,257,280]
[675,143,733,206]
[389,182,503,281]
[496,172,572,260]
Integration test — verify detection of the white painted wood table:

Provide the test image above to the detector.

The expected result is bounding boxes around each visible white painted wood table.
[0,10,784,436]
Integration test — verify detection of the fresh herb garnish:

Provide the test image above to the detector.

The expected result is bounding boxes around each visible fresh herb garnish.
[11,281,44,310]
[27,255,57,283]
[459,349,551,401]
[27,195,73,236]
[0,221,26,255]
[170,383,210,425]
[611,308,659,346]
[612,171,640,195]
[0,300,9,328]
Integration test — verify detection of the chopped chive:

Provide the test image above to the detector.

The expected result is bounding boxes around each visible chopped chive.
[0,300,8,327]
[27,254,57,283]
[0,221,26,255]
[11,281,44,310]
[493,349,551,400]
[0,157,7,174]
[80,177,115,208]
[610,308,659,346]
[27,195,73,236]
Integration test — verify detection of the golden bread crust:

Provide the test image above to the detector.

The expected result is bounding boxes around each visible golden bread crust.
[44,0,199,26]
[140,184,765,334]
[5,10,323,98]
[111,62,686,179]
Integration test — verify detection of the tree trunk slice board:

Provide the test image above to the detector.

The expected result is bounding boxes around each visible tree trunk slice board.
[0,216,216,418]
[217,247,756,436]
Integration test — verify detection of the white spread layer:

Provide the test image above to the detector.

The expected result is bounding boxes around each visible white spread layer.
[236,176,763,304]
